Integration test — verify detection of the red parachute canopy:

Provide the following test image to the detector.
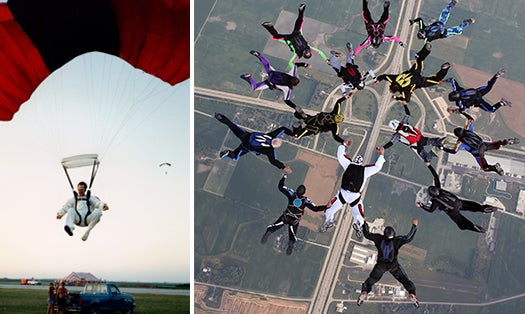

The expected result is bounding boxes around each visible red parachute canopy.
[0,0,189,121]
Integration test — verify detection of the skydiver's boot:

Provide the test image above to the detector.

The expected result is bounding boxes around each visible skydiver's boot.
[320,220,335,233]
[463,18,475,25]
[214,112,224,121]
[82,230,91,241]
[260,230,272,244]
[502,138,519,146]
[408,294,420,308]
[473,224,486,233]
[298,3,306,13]
[353,222,363,239]
[240,73,252,82]
[357,291,368,306]
[64,225,73,236]
[249,50,260,57]
[451,0,458,7]
[493,163,504,176]
[500,98,512,108]
[483,206,498,213]
[219,150,231,159]
[384,1,390,9]
[286,240,294,255]
[496,68,506,78]
[441,62,451,70]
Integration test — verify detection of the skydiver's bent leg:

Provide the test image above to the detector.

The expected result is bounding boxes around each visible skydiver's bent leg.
[412,44,431,73]
[362,0,373,24]
[81,209,102,241]
[64,210,81,235]
[240,74,268,91]
[390,263,416,295]
[460,200,495,213]
[288,223,299,243]
[446,20,473,37]
[477,100,502,113]
[293,4,305,32]
[350,200,365,229]
[261,22,283,39]
[216,114,247,139]
[361,263,386,293]
[421,65,450,87]
[261,216,285,244]
[378,0,391,25]
[447,210,483,232]
[437,0,454,25]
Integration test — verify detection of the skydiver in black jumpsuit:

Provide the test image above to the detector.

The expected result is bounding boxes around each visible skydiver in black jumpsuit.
[261,174,326,255]
[416,168,498,233]
[357,217,420,308]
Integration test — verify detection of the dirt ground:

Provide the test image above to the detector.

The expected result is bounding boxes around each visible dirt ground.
[453,64,525,138]
[294,150,340,230]
[194,284,310,314]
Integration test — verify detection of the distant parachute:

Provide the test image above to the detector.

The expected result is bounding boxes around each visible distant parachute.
[0,0,189,121]
[160,162,172,174]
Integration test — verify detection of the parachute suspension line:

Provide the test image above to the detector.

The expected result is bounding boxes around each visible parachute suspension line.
[88,158,99,190]
[62,163,76,192]
[100,83,182,157]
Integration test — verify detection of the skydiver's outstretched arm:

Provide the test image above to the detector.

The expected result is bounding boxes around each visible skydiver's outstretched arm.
[267,126,293,138]
[403,104,411,116]
[409,17,425,30]
[305,200,327,212]
[383,133,400,149]
[328,124,345,144]
[331,96,347,115]
[397,224,417,245]
[430,165,441,188]
[278,175,293,197]
[336,144,351,169]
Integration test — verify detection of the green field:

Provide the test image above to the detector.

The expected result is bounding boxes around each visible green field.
[0,288,190,314]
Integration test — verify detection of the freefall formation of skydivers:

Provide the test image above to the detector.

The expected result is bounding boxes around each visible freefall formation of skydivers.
[214,0,520,308]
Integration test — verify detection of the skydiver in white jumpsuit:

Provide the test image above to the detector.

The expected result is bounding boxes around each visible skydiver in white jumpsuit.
[321,145,385,237]
[56,182,109,241]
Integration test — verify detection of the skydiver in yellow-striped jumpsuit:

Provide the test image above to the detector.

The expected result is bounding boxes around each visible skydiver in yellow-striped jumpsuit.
[376,43,450,104]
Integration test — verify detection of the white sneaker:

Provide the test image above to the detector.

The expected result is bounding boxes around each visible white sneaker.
[320,220,335,233]
[352,223,363,239]
[82,230,91,241]
[357,291,368,306]
[408,294,419,308]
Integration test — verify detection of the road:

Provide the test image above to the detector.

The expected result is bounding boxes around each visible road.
[308,0,420,312]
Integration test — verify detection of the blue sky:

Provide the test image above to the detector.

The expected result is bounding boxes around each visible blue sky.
[0,52,190,283]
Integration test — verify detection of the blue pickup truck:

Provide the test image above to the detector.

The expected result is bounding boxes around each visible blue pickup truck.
[66,282,135,314]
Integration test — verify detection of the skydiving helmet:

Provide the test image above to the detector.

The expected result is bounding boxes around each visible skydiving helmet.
[353,155,364,165]
[303,47,312,59]
[417,29,426,39]
[296,184,306,197]
[388,119,400,130]
[356,81,365,90]
[448,91,461,101]
[334,114,344,123]
[427,186,440,197]
[383,226,396,239]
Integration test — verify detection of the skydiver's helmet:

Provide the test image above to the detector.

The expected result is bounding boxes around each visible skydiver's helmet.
[291,77,301,86]
[334,114,344,123]
[371,36,382,48]
[448,91,461,101]
[388,119,400,131]
[271,138,283,148]
[296,184,306,197]
[353,155,364,165]
[383,226,396,239]
[417,29,427,39]
[427,186,440,197]
[356,81,365,90]
[303,47,312,59]
[453,127,465,138]
[389,82,401,93]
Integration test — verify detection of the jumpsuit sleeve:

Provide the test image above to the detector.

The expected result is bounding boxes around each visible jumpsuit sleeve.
[305,199,327,212]
[329,124,345,144]
[267,154,285,169]
[383,35,403,45]
[267,126,293,138]
[419,202,435,213]
[376,74,397,82]
[278,176,291,196]
[331,97,345,115]
[383,133,400,149]
[58,198,75,216]
[90,195,106,210]
[336,144,351,170]
[398,225,417,245]
[353,38,371,57]
[363,154,386,178]
[362,222,383,242]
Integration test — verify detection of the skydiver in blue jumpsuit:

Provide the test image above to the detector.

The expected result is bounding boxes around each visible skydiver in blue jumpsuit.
[214,113,293,173]
[446,69,511,114]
